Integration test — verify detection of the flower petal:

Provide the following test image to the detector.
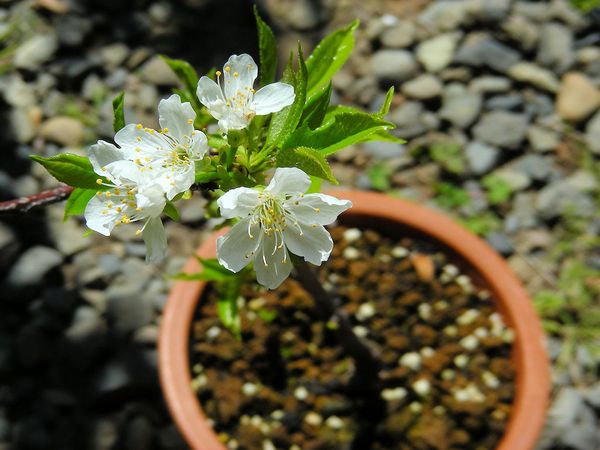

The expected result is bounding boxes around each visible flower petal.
[154,163,195,200]
[142,216,167,263]
[252,82,295,115]
[254,232,292,289]
[283,221,333,265]
[285,194,352,225]
[217,110,248,132]
[217,187,259,219]
[265,167,310,195]
[84,194,120,236]
[158,94,195,142]
[217,218,261,273]
[89,140,126,178]
[114,123,171,153]
[188,130,208,160]
[197,76,227,120]
[222,54,258,100]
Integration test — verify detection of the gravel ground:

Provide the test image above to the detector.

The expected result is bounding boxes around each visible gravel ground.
[0,0,598,449]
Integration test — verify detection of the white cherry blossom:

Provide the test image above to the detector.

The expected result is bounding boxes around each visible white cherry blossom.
[95,94,208,200]
[85,151,168,263]
[197,54,295,133]
[216,168,352,289]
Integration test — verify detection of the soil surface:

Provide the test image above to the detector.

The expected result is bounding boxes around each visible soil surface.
[190,226,515,450]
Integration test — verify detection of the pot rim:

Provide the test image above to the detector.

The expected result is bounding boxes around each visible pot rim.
[158,190,550,450]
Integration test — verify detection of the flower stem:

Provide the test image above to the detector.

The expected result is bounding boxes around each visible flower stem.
[292,258,382,390]
[0,185,74,216]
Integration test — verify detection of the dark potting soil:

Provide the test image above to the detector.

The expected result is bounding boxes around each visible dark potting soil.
[189,226,516,450]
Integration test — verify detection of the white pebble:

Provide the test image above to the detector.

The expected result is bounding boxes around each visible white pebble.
[443,264,459,277]
[206,326,221,340]
[482,371,500,389]
[399,352,422,370]
[433,405,446,415]
[456,274,474,292]
[190,374,207,391]
[460,335,479,351]
[502,329,515,343]
[250,415,263,427]
[409,402,422,413]
[443,325,458,337]
[242,382,258,396]
[260,423,271,434]
[457,309,479,325]
[454,354,469,368]
[474,327,489,338]
[353,325,368,337]
[343,247,360,260]
[391,246,409,258]
[412,378,431,397]
[491,409,507,420]
[248,297,266,310]
[454,383,485,403]
[378,253,392,263]
[290,446,301,450]
[294,386,309,401]
[381,387,408,401]
[227,439,239,450]
[304,412,323,426]
[418,303,432,320]
[356,302,376,321]
[434,300,449,310]
[240,415,250,426]
[441,369,455,380]
[270,410,284,420]
[343,228,361,243]
[325,415,344,430]
[477,290,491,300]
[192,363,204,374]
[262,440,276,450]
[420,347,435,358]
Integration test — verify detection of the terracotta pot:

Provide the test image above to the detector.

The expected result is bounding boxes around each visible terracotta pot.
[159,190,549,450]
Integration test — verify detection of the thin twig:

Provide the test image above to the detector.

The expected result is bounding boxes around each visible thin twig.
[0,185,74,216]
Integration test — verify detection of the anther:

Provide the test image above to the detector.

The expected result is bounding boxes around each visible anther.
[96,179,103,185]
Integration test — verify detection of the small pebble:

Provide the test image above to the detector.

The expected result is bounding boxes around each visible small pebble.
[343,247,360,260]
[456,274,474,292]
[434,300,449,310]
[482,371,500,389]
[443,264,459,277]
[412,378,431,397]
[304,412,323,426]
[381,387,408,401]
[457,309,480,325]
[441,369,455,380]
[420,347,435,358]
[409,402,422,413]
[242,382,258,396]
[294,386,309,401]
[270,410,284,420]
[418,303,432,320]
[227,439,239,450]
[391,246,409,258]
[353,325,369,337]
[454,354,469,368]
[250,415,263,427]
[433,405,446,415]
[206,326,221,340]
[343,228,361,243]
[190,374,208,392]
[460,335,479,351]
[325,415,344,430]
[474,327,489,338]
[443,325,458,337]
[502,329,515,343]
[262,440,276,450]
[356,302,376,321]
[399,352,422,370]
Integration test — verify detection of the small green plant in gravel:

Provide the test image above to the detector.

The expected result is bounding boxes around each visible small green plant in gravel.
[429,140,466,175]
[433,182,470,209]
[482,174,514,205]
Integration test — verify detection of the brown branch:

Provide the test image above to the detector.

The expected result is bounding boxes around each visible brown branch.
[0,185,74,216]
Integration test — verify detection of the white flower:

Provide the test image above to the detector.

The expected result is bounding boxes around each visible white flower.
[216,168,352,289]
[197,54,295,133]
[85,151,168,263]
[95,94,208,200]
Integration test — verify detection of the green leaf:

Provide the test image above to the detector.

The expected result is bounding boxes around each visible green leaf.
[365,130,406,144]
[267,46,308,146]
[217,295,240,338]
[300,81,332,129]
[378,87,394,117]
[276,146,337,184]
[64,188,96,220]
[170,257,233,282]
[160,55,203,111]
[254,5,277,86]
[112,92,125,132]
[307,176,322,194]
[194,171,219,184]
[482,174,514,205]
[283,111,395,156]
[163,201,180,221]
[305,20,358,100]
[31,154,106,190]
[207,133,227,149]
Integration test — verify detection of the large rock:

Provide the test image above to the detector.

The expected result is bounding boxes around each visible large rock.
[7,246,63,289]
[472,111,529,149]
[536,171,598,220]
[585,110,600,154]
[139,55,180,86]
[371,50,418,83]
[439,83,482,128]
[401,74,442,100]
[537,22,574,73]
[418,0,471,31]
[454,33,521,73]
[40,116,84,147]
[465,141,500,175]
[388,101,439,138]
[416,32,462,73]
[14,34,58,70]
[502,14,539,51]
[507,62,560,92]
[380,21,416,48]
[556,73,600,123]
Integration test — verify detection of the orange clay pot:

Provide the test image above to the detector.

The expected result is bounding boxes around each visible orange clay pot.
[159,190,550,450]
